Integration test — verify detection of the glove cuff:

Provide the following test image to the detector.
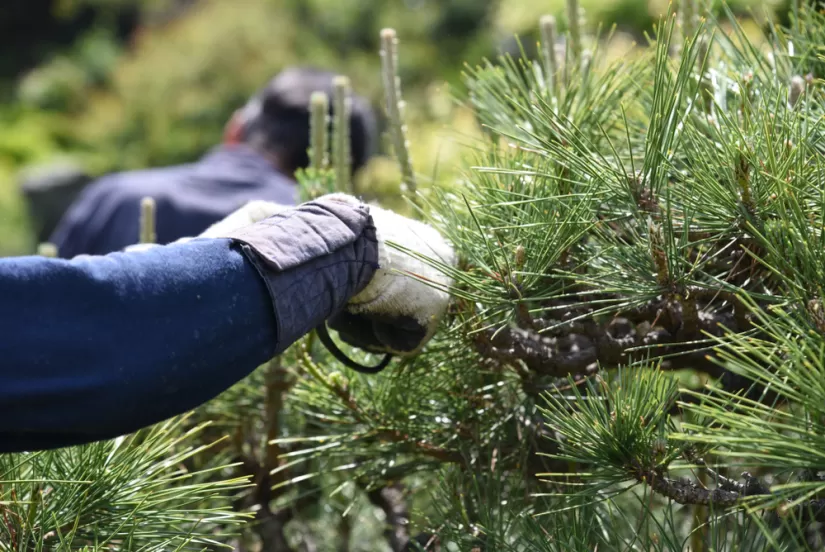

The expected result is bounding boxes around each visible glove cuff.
[226,195,379,351]
[347,225,392,306]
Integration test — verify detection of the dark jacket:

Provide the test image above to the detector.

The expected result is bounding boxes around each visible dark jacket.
[49,146,299,258]
[2,197,378,453]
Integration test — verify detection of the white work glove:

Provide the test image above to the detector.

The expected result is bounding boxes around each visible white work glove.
[323,194,456,356]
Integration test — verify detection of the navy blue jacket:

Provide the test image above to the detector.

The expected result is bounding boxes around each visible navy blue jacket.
[49,146,299,258]
[2,197,378,453]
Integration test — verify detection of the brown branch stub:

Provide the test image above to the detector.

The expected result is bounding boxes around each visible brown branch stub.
[628,170,658,214]
[649,222,671,288]
[678,292,701,338]
[736,151,754,215]
[807,298,825,335]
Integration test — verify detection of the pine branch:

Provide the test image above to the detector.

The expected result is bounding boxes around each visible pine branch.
[473,315,731,380]
[298,349,464,464]
[636,457,825,522]
[683,449,752,493]
[638,467,740,507]
[0,418,250,549]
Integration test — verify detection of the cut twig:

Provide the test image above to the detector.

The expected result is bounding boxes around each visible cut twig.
[139,196,156,244]
[380,28,418,206]
[309,91,330,172]
[540,15,559,96]
[37,243,57,258]
[333,76,353,193]
[566,0,582,63]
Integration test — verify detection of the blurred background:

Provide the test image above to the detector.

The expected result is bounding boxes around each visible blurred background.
[0,0,786,256]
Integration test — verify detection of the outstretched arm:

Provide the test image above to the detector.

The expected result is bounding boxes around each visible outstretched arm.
[0,196,378,453]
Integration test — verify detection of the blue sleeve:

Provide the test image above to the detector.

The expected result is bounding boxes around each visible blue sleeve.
[0,239,278,452]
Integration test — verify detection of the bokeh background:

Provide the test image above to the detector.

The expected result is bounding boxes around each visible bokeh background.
[0,0,786,256]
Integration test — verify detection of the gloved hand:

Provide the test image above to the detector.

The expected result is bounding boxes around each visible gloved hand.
[128,194,456,357]
[202,194,456,356]
[324,194,456,356]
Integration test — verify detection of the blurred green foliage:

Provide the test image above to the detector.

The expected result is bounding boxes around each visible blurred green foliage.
[0,0,780,256]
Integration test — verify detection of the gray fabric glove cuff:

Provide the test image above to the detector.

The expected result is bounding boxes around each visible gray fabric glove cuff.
[223,196,379,352]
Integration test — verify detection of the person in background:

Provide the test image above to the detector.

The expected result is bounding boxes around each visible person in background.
[49,66,377,258]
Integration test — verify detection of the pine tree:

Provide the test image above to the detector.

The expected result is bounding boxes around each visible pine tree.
[275,2,825,550]
[0,417,249,550]
[9,1,825,550]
